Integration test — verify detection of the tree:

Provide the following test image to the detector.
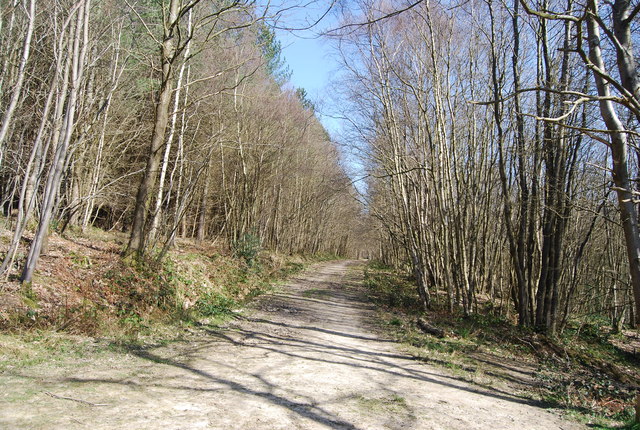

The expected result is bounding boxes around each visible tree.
[125,0,259,257]
[21,0,93,283]
[332,0,624,333]
[521,0,640,326]
[0,0,364,284]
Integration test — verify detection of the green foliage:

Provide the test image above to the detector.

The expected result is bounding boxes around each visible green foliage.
[232,232,262,267]
[0,332,106,371]
[367,260,394,271]
[296,87,315,111]
[195,292,238,317]
[257,24,291,85]
[281,261,304,275]
[117,309,148,334]
[616,417,640,430]
[311,252,341,262]
[388,317,402,326]
[354,394,408,413]
[103,256,184,331]
[134,77,157,94]
[560,321,633,365]
[20,283,38,308]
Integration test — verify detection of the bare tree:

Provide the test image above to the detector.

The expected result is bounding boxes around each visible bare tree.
[21,0,92,283]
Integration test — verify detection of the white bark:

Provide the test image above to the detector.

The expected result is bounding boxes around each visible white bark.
[0,0,35,168]
[586,0,640,325]
[21,0,91,283]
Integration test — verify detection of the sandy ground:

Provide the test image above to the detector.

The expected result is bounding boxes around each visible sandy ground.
[0,260,584,429]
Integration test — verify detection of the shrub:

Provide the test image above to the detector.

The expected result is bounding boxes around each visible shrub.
[195,292,237,317]
[232,233,262,267]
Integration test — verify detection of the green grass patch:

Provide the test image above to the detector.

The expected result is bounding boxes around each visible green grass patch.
[0,332,108,371]
[353,393,409,413]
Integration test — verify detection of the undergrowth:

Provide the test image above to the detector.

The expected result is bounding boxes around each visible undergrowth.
[364,261,640,429]
[0,228,321,350]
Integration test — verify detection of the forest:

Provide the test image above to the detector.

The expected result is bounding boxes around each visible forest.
[331,0,640,335]
[0,0,639,342]
[2,0,640,426]
[0,0,365,282]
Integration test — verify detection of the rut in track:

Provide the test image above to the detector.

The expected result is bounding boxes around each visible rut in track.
[0,260,583,429]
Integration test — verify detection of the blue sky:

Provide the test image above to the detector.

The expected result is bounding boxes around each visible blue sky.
[274,6,343,137]
[273,4,368,194]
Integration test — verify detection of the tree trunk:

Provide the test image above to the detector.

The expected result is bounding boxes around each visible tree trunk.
[0,0,35,167]
[21,0,91,283]
[125,0,180,256]
[586,0,640,326]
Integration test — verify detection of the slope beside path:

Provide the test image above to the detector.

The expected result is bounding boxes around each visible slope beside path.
[1,260,582,429]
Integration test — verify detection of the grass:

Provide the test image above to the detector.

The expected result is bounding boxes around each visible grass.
[9,250,304,335]
[353,393,409,413]
[363,261,640,428]
[0,332,108,371]
[0,226,343,369]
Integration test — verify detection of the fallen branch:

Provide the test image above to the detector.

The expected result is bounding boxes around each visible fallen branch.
[45,391,108,407]
[416,318,445,338]
[515,336,537,352]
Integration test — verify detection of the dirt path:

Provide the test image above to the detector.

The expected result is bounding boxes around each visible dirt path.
[1,261,583,429]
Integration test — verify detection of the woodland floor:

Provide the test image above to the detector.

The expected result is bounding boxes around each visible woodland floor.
[1,260,585,429]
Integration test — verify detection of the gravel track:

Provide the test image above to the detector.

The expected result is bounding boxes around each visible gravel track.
[0,260,583,429]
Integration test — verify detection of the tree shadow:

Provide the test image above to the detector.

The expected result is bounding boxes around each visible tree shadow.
[32,261,575,427]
